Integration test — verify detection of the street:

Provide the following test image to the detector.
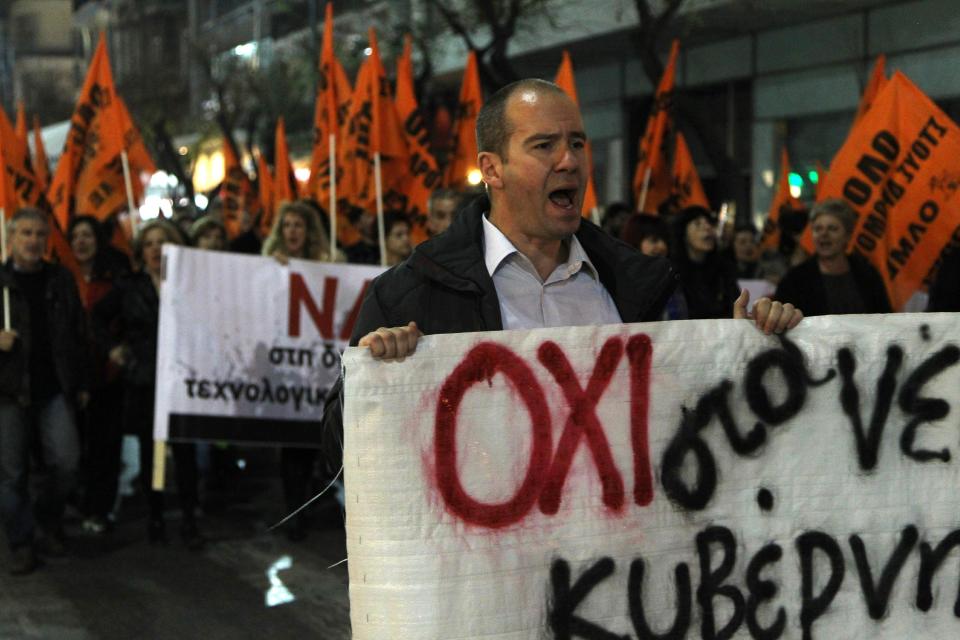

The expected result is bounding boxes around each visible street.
[0,449,352,639]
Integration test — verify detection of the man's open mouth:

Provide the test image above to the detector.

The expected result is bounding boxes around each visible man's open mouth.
[549,189,577,209]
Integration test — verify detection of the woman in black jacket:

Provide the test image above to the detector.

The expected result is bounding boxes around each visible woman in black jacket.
[670,206,741,320]
[104,219,204,547]
[774,199,891,316]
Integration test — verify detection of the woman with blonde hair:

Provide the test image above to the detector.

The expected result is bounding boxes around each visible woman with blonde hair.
[262,200,343,263]
[263,200,343,540]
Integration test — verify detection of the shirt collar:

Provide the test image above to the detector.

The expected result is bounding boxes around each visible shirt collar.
[481,214,599,281]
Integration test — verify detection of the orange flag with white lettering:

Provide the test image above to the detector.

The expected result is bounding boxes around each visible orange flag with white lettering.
[307,2,352,218]
[48,35,138,229]
[670,132,710,212]
[220,142,254,240]
[444,51,481,190]
[32,116,50,195]
[554,50,599,219]
[339,28,408,217]
[761,147,804,251]
[633,40,679,214]
[257,152,275,237]
[806,71,960,308]
[395,35,440,244]
[853,54,887,125]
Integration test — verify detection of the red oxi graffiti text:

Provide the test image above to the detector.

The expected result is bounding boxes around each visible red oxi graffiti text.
[434,335,654,529]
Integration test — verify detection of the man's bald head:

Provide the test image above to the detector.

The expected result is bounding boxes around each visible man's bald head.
[475,78,570,160]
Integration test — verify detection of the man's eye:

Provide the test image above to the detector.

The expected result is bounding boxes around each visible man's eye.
[572,140,585,149]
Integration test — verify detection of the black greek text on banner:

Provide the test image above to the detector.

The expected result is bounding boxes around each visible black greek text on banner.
[343,314,960,639]
[154,245,382,446]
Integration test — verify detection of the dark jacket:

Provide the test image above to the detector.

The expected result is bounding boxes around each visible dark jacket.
[94,270,159,388]
[348,195,678,341]
[671,253,741,320]
[0,260,89,405]
[927,247,960,312]
[321,195,677,462]
[774,253,892,316]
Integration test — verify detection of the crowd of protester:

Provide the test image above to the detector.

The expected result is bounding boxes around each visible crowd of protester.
[1,177,955,576]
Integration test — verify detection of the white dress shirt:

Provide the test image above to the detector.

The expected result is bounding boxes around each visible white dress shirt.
[481,215,622,330]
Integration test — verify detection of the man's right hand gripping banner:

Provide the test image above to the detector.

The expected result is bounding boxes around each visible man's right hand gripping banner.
[814,71,960,309]
[344,315,960,639]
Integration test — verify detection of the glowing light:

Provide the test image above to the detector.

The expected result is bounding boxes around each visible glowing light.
[363,47,372,56]
[789,184,802,199]
[761,170,774,188]
[808,170,819,184]
[265,556,295,608]
[233,42,258,58]
[194,193,209,210]
[294,167,311,182]
[178,146,189,156]
[787,172,803,188]
[466,169,482,185]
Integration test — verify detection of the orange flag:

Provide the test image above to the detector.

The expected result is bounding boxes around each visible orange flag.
[395,35,440,244]
[219,142,255,240]
[273,117,298,208]
[670,132,710,212]
[31,116,50,195]
[807,71,960,308]
[761,147,804,251]
[256,152,275,237]
[339,28,408,217]
[444,51,481,190]
[554,50,599,219]
[0,118,87,296]
[14,102,27,150]
[0,131,19,216]
[306,2,352,216]
[633,40,679,214]
[0,108,43,210]
[853,54,887,125]
[48,35,139,229]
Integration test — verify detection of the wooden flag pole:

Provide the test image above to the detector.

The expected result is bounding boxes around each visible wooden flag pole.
[0,208,9,331]
[637,167,652,213]
[374,151,386,267]
[329,134,337,260]
[120,150,140,236]
[152,440,166,491]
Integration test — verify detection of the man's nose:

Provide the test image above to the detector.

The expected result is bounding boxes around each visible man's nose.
[555,145,581,172]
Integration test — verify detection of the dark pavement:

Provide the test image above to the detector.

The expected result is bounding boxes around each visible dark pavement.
[0,448,352,639]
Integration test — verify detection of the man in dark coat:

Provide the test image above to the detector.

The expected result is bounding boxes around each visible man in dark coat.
[0,207,89,575]
[322,79,802,454]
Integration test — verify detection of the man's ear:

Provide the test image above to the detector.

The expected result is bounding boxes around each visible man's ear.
[478,151,503,190]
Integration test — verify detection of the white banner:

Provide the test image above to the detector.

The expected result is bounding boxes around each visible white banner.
[154,246,382,445]
[343,314,960,639]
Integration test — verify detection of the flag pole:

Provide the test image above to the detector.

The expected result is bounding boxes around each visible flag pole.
[374,151,386,267]
[120,150,139,236]
[637,167,652,213]
[0,209,9,331]
[328,133,337,260]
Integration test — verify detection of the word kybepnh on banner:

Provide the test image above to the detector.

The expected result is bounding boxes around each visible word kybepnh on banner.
[549,522,960,640]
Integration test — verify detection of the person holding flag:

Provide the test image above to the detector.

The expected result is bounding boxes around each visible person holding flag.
[0,207,90,575]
